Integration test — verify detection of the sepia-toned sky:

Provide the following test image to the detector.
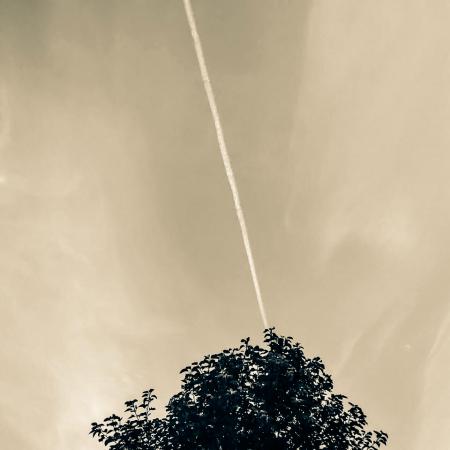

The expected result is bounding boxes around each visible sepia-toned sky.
[1,1,450,449]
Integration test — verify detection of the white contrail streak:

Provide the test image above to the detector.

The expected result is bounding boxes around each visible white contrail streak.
[182,0,269,329]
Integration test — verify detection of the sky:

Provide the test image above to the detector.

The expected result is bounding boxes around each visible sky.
[1,1,450,449]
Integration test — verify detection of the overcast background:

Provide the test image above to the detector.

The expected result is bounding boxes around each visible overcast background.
[1,1,450,449]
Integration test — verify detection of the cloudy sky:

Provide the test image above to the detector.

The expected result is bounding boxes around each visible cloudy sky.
[1,1,450,449]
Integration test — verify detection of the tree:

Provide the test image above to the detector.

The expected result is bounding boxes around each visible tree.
[90,328,388,449]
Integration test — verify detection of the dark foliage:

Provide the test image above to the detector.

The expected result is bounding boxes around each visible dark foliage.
[90,328,388,449]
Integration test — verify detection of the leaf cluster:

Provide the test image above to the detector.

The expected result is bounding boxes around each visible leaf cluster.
[90,329,388,449]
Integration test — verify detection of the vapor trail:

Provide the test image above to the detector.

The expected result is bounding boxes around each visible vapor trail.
[182,0,269,329]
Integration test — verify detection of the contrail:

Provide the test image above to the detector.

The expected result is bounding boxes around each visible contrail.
[182,0,269,329]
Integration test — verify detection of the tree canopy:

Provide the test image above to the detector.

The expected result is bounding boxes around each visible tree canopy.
[90,328,388,449]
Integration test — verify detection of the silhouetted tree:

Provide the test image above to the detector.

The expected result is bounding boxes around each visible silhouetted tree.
[90,328,388,449]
